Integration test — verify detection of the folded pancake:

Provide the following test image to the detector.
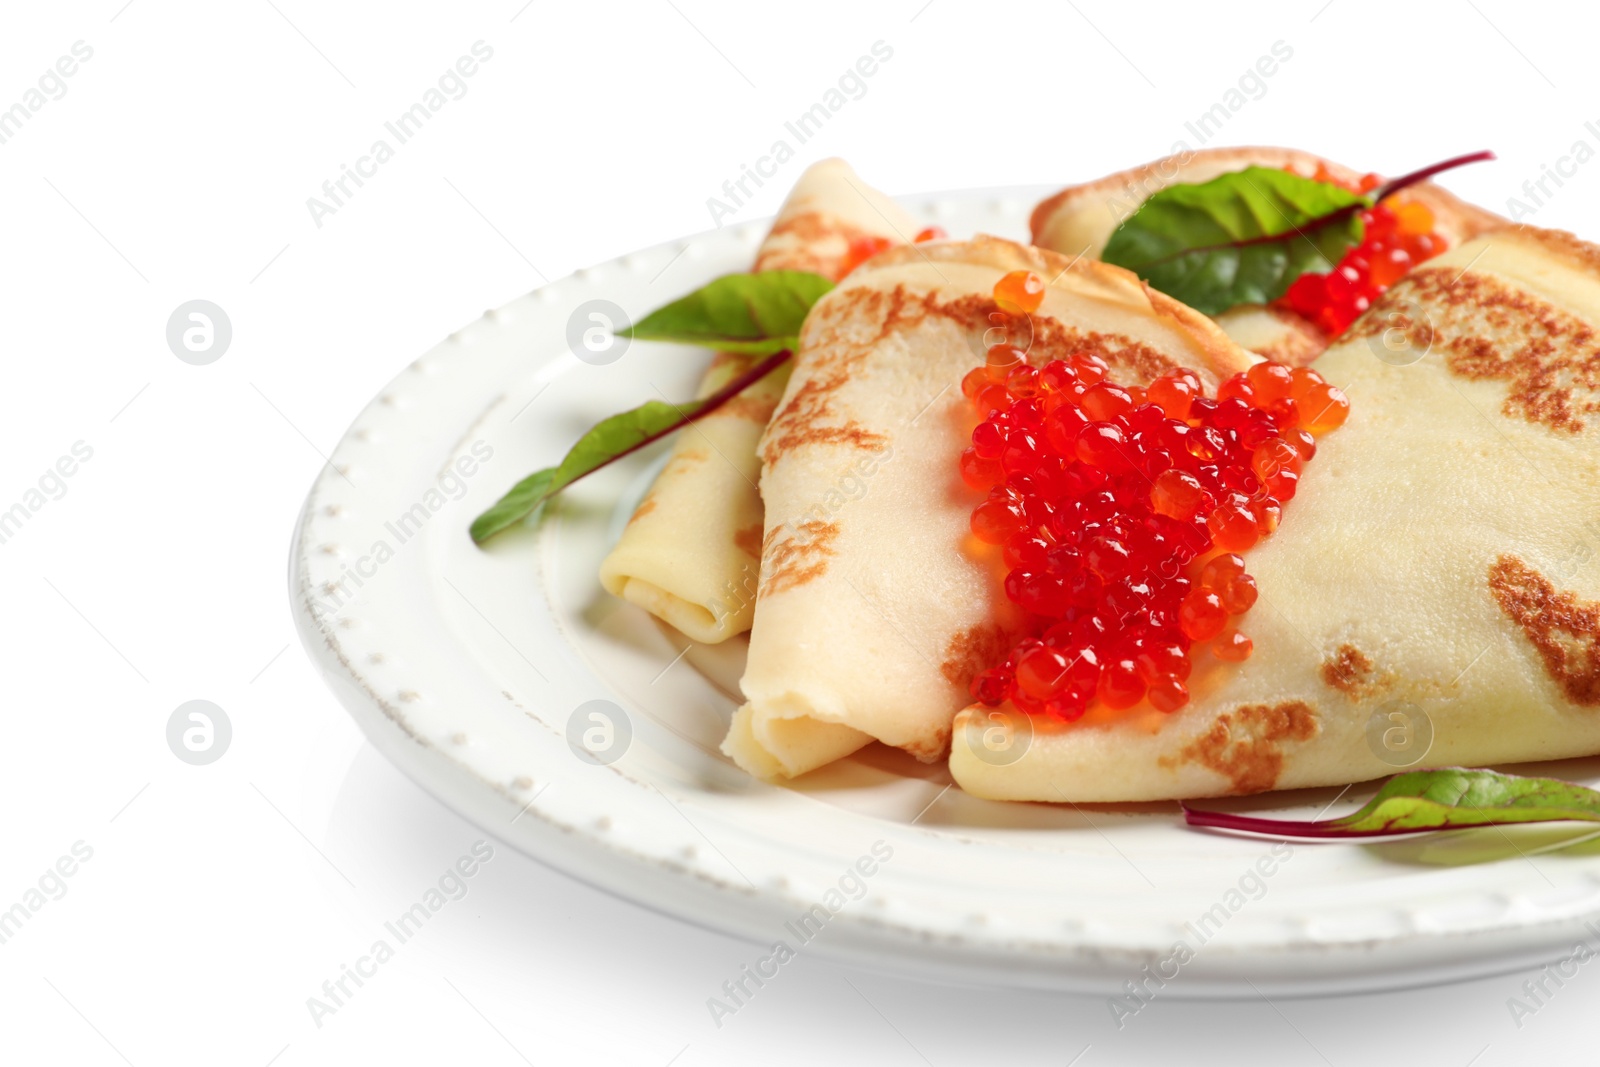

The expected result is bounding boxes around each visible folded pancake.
[952,226,1600,802]
[1030,146,1504,365]
[723,236,1256,779]
[599,159,917,643]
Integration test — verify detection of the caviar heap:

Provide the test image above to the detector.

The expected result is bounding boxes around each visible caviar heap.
[1276,166,1448,337]
[963,270,1349,721]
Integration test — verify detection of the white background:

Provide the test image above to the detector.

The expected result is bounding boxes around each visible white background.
[2,1,1597,1064]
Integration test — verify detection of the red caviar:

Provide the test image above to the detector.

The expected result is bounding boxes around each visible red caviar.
[1276,167,1449,337]
[1214,630,1253,662]
[994,270,1046,315]
[840,234,894,276]
[964,277,1349,719]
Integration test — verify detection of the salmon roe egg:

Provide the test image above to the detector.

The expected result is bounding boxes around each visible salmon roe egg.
[1300,382,1351,433]
[840,234,893,275]
[1150,469,1207,520]
[1200,553,1245,589]
[1147,677,1190,714]
[1394,201,1434,236]
[993,270,1046,315]
[1148,370,1198,420]
[985,343,1028,382]
[1179,588,1228,641]
[1245,362,1295,406]
[1207,500,1260,552]
[959,447,1001,490]
[1219,573,1258,614]
[1214,630,1254,662]
[1251,438,1303,484]
[1098,659,1146,709]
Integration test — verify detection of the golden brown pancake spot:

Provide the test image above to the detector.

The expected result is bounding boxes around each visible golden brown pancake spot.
[733,523,764,560]
[1162,701,1319,794]
[940,621,1012,689]
[660,449,709,482]
[909,292,1183,382]
[759,286,912,467]
[761,210,859,246]
[1353,267,1600,433]
[625,496,657,525]
[760,520,840,596]
[900,723,950,763]
[1489,554,1600,705]
[1321,644,1380,699]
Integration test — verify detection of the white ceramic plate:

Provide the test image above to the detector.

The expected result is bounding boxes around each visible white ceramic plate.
[290,188,1600,996]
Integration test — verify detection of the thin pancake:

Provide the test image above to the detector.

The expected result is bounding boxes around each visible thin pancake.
[952,226,1600,802]
[599,159,916,643]
[724,235,1254,779]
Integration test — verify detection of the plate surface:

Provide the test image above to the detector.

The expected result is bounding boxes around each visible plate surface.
[290,188,1600,996]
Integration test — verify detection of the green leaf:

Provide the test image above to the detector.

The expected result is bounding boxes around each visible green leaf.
[619,270,834,355]
[470,350,790,544]
[470,399,706,544]
[1101,166,1369,316]
[1184,768,1600,838]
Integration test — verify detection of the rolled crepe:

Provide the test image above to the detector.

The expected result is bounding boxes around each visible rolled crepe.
[599,159,917,643]
[723,236,1256,779]
[1030,146,1504,364]
[952,226,1600,802]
